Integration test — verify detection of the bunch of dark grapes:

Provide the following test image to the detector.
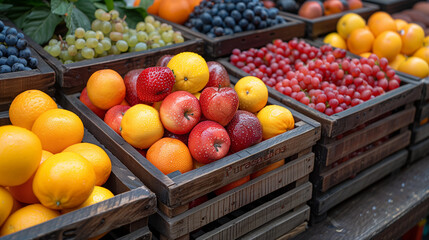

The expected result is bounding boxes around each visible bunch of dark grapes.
[185,0,285,38]
[0,20,38,73]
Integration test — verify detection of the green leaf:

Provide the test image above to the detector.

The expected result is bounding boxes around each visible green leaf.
[104,0,114,11]
[115,2,147,29]
[74,0,98,21]
[0,4,12,12]
[65,4,91,34]
[136,0,153,10]
[21,7,62,45]
[93,2,108,11]
[51,0,72,15]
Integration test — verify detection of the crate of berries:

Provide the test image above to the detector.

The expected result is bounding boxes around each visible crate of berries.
[0,90,156,239]
[0,19,55,112]
[218,38,422,220]
[150,0,305,59]
[57,51,321,239]
[272,0,379,38]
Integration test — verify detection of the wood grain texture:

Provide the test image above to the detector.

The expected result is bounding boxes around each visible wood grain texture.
[294,153,429,240]
[417,104,429,123]
[115,226,152,240]
[409,137,429,164]
[277,222,307,240]
[413,122,429,143]
[311,149,408,215]
[362,0,421,14]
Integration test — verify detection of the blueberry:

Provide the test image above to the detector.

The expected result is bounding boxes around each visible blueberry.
[226,3,235,12]
[0,20,3,32]
[225,16,236,28]
[224,28,234,35]
[259,21,267,29]
[260,9,268,20]
[243,9,254,21]
[267,19,275,27]
[214,27,224,36]
[0,33,4,42]
[268,8,279,19]
[5,34,17,46]
[219,3,226,10]
[2,26,9,35]
[219,9,229,18]
[16,39,27,50]
[203,25,212,34]
[213,16,223,27]
[17,32,24,39]
[276,16,285,24]
[0,57,6,65]
[247,2,256,9]
[239,18,248,28]
[6,27,17,36]
[18,57,27,66]
[194,18,204,31]
[12,62,24,72]
[207,32,216,38]
[236,2,246,12]
[254,6,263,15]
[0,45,6,56]
[7,46,18,57]
[0,64,11,73]
[247,23,255,31]
[194,6,202,14]
[6,55,18,66]
[24,67,32,71]
[252,16,261,26]
[0,51,2,58]
[200,12,212,24]
[224,0,232,3]
[18,47,31,59]
[233,25,243,33]
[28,57,38,69]
[231,10,241,22]
[210,7,219,16]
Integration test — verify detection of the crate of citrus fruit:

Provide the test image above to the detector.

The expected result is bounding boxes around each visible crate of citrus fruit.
[57,51,321,239]
[0,90,156,239]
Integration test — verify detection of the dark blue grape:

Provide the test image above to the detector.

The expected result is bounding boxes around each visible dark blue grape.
[231,10,241,22]
[260,9,268,20]
[254,6,263,15]
[253,16,261,26]
[203,25,212,34]
[214,27,224,36]
[28,57,38,69]
[247,2,256,9]
[7,46,18,57]
[233,25,243,33]
[267,19,275,27]
[0,20,3,32]
[0,57,6,65]
[16,32,24,39]
[5,34,17,46]
[225,16,236,28]
[219,3,226,10]
[18,47,31,59]
[213,16,223,27]
[6,55,18,66]
[24,67,32,71]
[207,32,216,38]
[18,58,27,66]
[276,16,285,24]
[6,27,17,36]
[224,28,234,35]
[0,65,11,73]
[243,9,254,20]
[226,3,235,12]
[219,9,229,18]
[259,21,267,29]
[2,26,9,35]
[194,19,204,31]
[0,51,2,58]
[236,2,246,12]
[268,8,279,19]
[16,39,27,50]
[12,62,25,72]
[200,12,212,24]
[0,33,5,42]
[247,23,255,31]
[0,45,6,56]
[210,7,219,16]
[224,0,232,3]
[239,18,248,28]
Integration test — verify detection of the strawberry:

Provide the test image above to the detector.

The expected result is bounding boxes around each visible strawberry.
[136,67,176,103]
[124,69,144,106]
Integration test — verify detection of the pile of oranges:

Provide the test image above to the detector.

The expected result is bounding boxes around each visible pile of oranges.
[147,0,202,24]
[0,90,113,237]
[324,12,429,78]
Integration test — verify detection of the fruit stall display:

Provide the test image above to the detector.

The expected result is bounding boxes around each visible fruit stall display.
[362,0,422,14]
[56,51,321,239]
[0,90,156,239]
[277,0,379,38]
[149,0,306,58]
[219,38,422,221]
[0,19,55,112]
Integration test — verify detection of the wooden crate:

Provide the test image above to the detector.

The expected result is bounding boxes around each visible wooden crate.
[25,21,203,95]
[362,0,421,14]
[279,3,379,39]
[0,105,156,239]
[153,15,305,59]
[0,19,55,112]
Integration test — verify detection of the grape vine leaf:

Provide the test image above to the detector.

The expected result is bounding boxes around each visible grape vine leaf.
[51,0,72,15]
[21,7,62,45]
[74,0,98,21]
[65,4,91,35]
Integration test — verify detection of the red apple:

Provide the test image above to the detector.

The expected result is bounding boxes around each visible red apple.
[199,87,239,126]
[188,121,231,164]
[205,61,231,89]
[160,91,201,134]
[226,110,263,153]
[104,105,131,135]
[156,54,174,67]
[163,129,189,146]
[136,67,175,103]
[124,69,144,106]
[79,87,107,119]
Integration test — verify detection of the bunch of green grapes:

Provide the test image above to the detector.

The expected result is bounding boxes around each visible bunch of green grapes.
[43,9,185,64]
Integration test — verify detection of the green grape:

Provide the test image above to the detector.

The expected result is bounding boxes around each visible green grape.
[60,50,73,61]
[136,22,146,32]
[129,29,137,36]
[49,39,58,46]
[129,47,136,52]
[113,22,124,33]
[149,33,161,43]
[44,45,50,52]
[174,35,185,43]
[66,35,76,45]
[151,43,161,49]
[153,20,161,28]
[101,39,112,51]
[161,32,173,43]
[82,47,95,59]
[116,40,128,52]
[145,15,155,24]
[158,39,165,47]
[50,45,61,57]
[166,42,173,46]
[137,31,148,42]
[64,60,74,64]
[122,33,130,42]
[110,10,119,20]
[86,38,98,48]
[95,9,106,20]
[84,30,97,40]
[123,26,129,33]
[74,51,84,61]
[110,32,123,41]
[75,39,86,49]
[95,31,104,40]
[145,23,155,33]
[101,21,112,34]
[75,28,85,38]
[109,45,121,55]
[100,12,111,21]
[91,19,102,31]
[99,51,108,57]
[135,42,148,51]
[68,45,78,56]
[95,43,104,54]
[159,23,170,32]
[128,35,138,47]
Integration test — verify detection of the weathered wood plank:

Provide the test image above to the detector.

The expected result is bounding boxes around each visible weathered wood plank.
[409,137,429,164]
[277,222,307,240]
[115,226,152,240]
[362,0,421,14]
[418,103,429,123]
[413,122,429,143]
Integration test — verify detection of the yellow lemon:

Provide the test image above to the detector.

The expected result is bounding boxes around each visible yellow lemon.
[413,47,429,65]
[234,76,268,113]
[0,187,14,226]
[398,56,429,78]
[256,105,294,140]
[337,13,366,39]
[323,32,347,49]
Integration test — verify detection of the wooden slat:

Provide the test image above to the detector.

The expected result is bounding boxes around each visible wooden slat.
[150,153,314,239]
[418,104,429,123]
[312,149,408,215]
[409,137,429,164]
[413,122,429,143]
[238,205,310,240]
[277,222,308,240]
[196,183,312,240]
[319,130,411,192]
[320,107,415,166]
[362,0,421,14]
[115,226,152,240]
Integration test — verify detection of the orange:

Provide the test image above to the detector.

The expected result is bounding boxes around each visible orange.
[395,19,408,31]
[256,105,295,140]
[234,76,268,113]
[188,0,202,9]
[120,99,129,106]
[0,187,14,226]
[399,23,425,55]
[373,31,402,62]
[31,109,84,154]
[0,125,42,186]
[152,101,163,112]
[367,11,397,37]
[9,90,57,130]
[323,32,347,49]
[167,52,209,93]
[193,92,201,100]
[33,152,96,210]
[214,175,250,196]
[424,36,429,47]
[62,186,114,214]
[347,28,374,55]
[193,159,205,169]
[158,0,192,25]
[360,52,372,58]
[147,0,161,15]
[120,104,164,149]
[413,47,429,65]
[63,143,112,186]
[389,53,406,70]
[336,13,366,39]
[250,159,285,179]
[86,69,126,110]
[9,150,53,204]
[0,204,59,236]
[146,138,193,175]
[398,57,429,78]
